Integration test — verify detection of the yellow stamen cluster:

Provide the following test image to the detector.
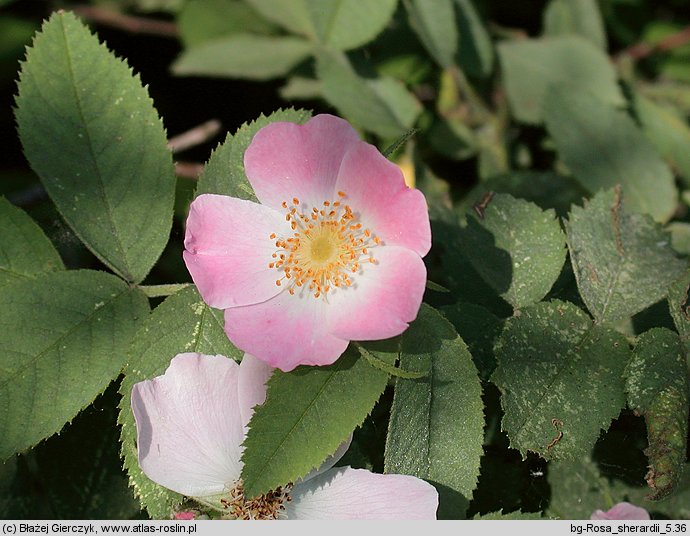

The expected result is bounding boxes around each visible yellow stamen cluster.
[221,480,293,520]
[268,192,380,300]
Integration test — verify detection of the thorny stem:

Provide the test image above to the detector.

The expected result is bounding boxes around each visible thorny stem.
[71,5,178,37]
[167,120,222,154]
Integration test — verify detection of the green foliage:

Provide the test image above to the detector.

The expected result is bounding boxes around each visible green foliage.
[0,197,63,288]
[627,329,688,500]
[172,35,313,80]
[634,92,690,188]
[118,285,241,519]
[458,194,567,310]
[385,304,484,519]
[15,12,175,283]
[177,0,277,47]
[565,189,687,324]
[404,0,458,68]
[498,36,622,124]
[454,0,494,78]
[241,345,393,498]
[316,48,422,138]
[474,511,544,520]
[196,108,312,200]
[1,388,141,519]
[542,0,607,50]
[0,270,149,460]
[667,270,690,349]
[493,301,630,461]
[544,88,678,223]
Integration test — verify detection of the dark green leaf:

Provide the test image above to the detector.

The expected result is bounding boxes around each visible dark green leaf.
[474,510,544,519]
[492,300,630,461]
[15,12,175,283]
[385,304,484,519]
[498,36,622,124]
[0,270,149,460]
[454,0,494,77]
[119,285,241,518]
[544,88,678,223]
[0,197,63,288]
[241,345,393,498]
[458,193,567,309]
[172,34,312,80]
[316,48,422,138]
[196,108,312,200]
[668,270,690,349]
[634,93,690,188]
[543,0,607,50]
[565,189,687,324]
[627,329,688,500]
[243,0,314,37]
[404,0,458,68]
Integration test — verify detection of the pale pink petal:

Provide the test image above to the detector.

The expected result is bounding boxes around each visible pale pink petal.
[328,246,427,341]
[131,353,244,497]
[591,502,650,520]
[335,142,431,256]
[244,114,361,211]
[285,467,438,519]
[238,353,274,429]
[300,436,353,483]
[223,291,349,372]
[183,194,290,309]
[173,512,196,520]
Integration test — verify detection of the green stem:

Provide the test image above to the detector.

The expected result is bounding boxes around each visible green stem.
[138,283,191,298]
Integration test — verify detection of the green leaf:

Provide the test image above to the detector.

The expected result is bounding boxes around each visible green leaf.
[457,193,567,310]
[118,285,241,519]
[172,34,312,80]
[196,108,312,200]
[316,48,422,138]
[458,171,587,218]
[177,0,277,47]
[0,270,149,460]
[404,0,458,68]
[668,270,690,349]
[545,88,678,223]
[0,197,63,287]
[306,0,398,51]
[565,189,687,324]
[492,300,630,461]
[634,93,690,188]
[543,0,607,50]
[385,304,484,519]
[474,510,544,520]
[497,36,622,124]
[244,0,314,37]
[441,301,502,381]
[2,387,141,519]
[454,0,494,78]
[15,12,175,283]
[626,328,688,500]
[241,345,393,498]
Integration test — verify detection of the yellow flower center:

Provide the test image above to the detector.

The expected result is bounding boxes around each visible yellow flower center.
[268,192,380,300]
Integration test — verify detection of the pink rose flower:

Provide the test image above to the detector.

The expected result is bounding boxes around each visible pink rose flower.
[183,114,431,371]
[131,353,439,520]
[591,502,650,520]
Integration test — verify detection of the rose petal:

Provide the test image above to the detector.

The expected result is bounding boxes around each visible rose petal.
[328,246,427,341]
[335,141,431,256]
[285,467,438,519]
[238,353,274,429]
[244,114,361,212]
[591,502,650,520]
[223,291,349,371]
[131,353,244,497]
[183,194,290,309]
